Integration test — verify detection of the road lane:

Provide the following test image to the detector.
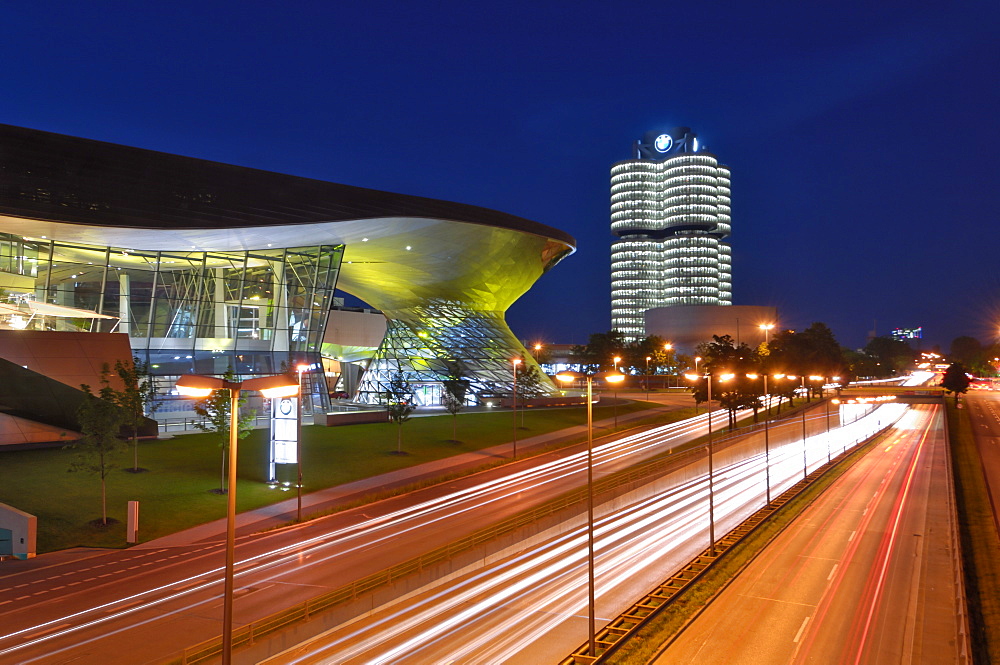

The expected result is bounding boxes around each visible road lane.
[654,404,966,665]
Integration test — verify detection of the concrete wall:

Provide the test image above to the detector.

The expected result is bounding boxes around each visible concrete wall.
[0,502,36,559]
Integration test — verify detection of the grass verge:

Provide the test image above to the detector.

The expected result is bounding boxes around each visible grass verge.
[946,400,1000,665]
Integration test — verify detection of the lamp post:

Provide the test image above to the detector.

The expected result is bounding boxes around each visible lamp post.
[692,357,702,413]
[175,373,299,665]
[645,355,651,401]
[295,363,310,522]
[759,322,774,345]
[612,356,622,429]
[511,358,521,459]
[747,373,771,504]
[555,370,625,658]
[685,371,733,555]
[664,343,673,388]
[787,375,808,478]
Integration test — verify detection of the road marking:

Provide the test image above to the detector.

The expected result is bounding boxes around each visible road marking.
[51,586,65,591]
[793,616,810,643]
[15,595,30,600]
[848,530,856,542]
[0,600,11,606]
[827,564,838,581]
[22,622,71,641]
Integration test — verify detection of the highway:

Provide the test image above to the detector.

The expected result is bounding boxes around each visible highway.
[0,393,901,665]
[255,404,903,664]
[0,404,744,664]
[653,404,967,664]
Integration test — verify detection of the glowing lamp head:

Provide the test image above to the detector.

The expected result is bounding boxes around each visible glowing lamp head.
[604,372,625,384]
[809,375,824,381]
[746,373,759,380]
[259,384,300,399]
[296,364,310,373]
[719,373,735,382]
[684,373,700,381]
[175,374,224,398]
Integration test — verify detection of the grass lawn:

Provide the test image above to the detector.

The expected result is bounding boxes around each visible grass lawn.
[946,400,1000,663]
[0,400,682,553]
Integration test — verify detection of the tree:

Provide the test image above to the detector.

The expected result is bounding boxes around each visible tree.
[570,331,628,372]
[441,361,469,442]
[69,372,127,525]
[941,362,971,404]
[515,363,545,427]
[384,371,415,454]
[863,336,915,378]
[194,368,256,493]
[113,356,159,472]
[693,335,761,428]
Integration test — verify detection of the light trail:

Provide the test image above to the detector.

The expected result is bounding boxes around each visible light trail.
[269,403,906,664]
[0,401,737,658]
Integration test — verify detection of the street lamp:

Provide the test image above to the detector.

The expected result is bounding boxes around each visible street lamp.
[295,363,310,522]
[511,358,521,459]
[645,356,651,401]
[786,374,811,478]
[759,323,775,345]
[664,343,673,388]
[533,343,542,360]
[175,372,299,665]
[612,356,622,428]
[747,372,772,505]
[684,370,733,555]
[555,369,625,658]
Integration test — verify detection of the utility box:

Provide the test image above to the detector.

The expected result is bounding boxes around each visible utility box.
[127,500,139,543]
[0,502,36,559]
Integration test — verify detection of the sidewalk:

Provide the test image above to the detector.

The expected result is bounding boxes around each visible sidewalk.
[136,399,687,549]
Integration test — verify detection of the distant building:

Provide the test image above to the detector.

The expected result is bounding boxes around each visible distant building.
[891,327,923,342]
[611,128,732,339]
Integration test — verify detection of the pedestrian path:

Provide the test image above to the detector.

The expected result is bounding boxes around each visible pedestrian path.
[137,400,683,548]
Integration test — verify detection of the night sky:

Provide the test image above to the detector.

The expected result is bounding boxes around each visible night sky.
[2,2,998,351]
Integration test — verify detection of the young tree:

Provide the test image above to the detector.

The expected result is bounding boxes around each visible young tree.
[941,362,971,405]
[515,363,545,427]
[384,371,415,454]
[69,374,127,525]
[194,368,256,493]
[113,356,159,472]
[441,361,470,442]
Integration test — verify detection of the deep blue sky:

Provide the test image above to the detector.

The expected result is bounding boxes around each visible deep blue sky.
[3,2,998,351]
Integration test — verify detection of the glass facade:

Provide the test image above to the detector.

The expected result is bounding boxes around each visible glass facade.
[0,232,343,411]
[610,132,732,338]
[355,302,552,405]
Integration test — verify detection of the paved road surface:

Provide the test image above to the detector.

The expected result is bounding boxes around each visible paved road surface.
[654,404,967,665]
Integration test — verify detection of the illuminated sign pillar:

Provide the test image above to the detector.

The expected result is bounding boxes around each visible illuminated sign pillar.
[269,397,298,481]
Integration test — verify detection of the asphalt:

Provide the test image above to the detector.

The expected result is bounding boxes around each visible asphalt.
[135,392,694,549]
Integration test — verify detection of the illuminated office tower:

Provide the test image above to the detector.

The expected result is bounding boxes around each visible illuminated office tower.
[610,128,731,338]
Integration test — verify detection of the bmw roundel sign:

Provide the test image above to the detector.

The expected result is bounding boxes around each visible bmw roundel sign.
[654,134,673,153]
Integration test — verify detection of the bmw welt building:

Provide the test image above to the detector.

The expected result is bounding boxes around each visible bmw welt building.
[0,124,574,430]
